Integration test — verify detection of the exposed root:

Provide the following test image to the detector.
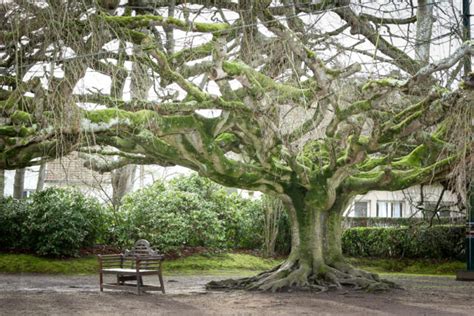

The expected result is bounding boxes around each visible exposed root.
[206,260,398,293]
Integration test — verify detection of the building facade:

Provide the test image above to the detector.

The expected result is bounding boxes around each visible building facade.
[345,185,461,218]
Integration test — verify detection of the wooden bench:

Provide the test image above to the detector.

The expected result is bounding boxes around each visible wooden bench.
[98,239,165,295]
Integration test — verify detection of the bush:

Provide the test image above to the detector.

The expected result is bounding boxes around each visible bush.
[27,188,106,257]
[342,225,465,260]
[0,197,29,250]
[120,182,227,252]
[120,175,268,252]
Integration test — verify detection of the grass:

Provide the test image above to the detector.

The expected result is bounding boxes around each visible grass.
[0,254,98,274]
[0,253,281,275]
[348,257,465,275]
[0,253,465,276]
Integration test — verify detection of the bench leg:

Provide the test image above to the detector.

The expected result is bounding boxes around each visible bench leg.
[99,271,103,292]
[158,271,165,294]
[136,274,141,295]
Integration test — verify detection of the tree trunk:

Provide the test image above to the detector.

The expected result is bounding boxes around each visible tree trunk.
[13,168,26,199]
[0,169,4,197]
[208,187,392,292]
[415,0,434,65]
[262,195,284,257]
[36,162,46,192]
[111,165,136,208]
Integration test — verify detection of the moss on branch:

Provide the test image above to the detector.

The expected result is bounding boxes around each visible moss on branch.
[10,111,33,125]
[362,78,404,91]
[336,100,372,119]
[222,61,316,102]
[103,14,229,35]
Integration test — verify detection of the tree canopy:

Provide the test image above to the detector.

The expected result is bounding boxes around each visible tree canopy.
[0,0,472,291]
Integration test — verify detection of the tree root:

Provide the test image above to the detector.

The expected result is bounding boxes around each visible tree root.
[206,260,398,293]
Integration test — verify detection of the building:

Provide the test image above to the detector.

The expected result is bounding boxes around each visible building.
[2,153,191,203]
[345,185,461,219]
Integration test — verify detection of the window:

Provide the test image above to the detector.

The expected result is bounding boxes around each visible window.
[377,201,403,218]
[376,201,388,217]
[424,202,451,218]
[392,202,403,218]
[353,202,368,217]
[22,190,35,198]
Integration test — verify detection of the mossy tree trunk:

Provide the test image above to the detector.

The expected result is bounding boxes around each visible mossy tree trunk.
[210,187,387,292]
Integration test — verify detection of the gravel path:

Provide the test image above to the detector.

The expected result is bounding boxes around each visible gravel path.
[1,273,473,315]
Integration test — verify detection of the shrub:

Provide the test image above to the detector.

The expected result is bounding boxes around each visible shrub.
[120,182,226,252]
[27,188,106,257]
[342,225,465,260]
[0,197,29,250]
[120,175,268,252]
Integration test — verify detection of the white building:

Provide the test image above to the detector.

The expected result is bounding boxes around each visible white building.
[345,185,460,219]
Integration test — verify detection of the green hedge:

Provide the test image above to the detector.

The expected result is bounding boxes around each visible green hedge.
[343,217,464,228]
[342,225,465,260]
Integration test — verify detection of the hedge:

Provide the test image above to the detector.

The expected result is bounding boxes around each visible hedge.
[342,225,465,260]
[343,217,464,228]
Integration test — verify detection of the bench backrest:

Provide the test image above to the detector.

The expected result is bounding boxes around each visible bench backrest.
[124,239,159,258]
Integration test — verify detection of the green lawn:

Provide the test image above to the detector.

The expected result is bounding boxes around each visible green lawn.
[0,253,465,276]
[0,253,281,275]
[348,257,465,275]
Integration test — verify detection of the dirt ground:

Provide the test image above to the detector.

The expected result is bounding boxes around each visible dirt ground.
[0,273,473,315]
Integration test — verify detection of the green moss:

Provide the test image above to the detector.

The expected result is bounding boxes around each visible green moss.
[357,156,387,171]
[392,145,427,169]
[215,132,238,146]
[305,48,316,59]
[222,61,314,102]
[297,140,331,173]
[194,21,230,33]
[18,126,35,137]
[337,100,372,119]
[362,78,403,91]
[0,125,17,136]
[104,14,229,35]
[10,110,32,125]
[0,99,15,110]
[169,41,214,65]
[83,108,128,123]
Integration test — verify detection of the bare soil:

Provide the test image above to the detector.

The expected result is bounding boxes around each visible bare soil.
[0,273,473,315]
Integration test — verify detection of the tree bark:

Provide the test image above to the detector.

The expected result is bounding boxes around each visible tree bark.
[262,195,283,257]
[36,162,46,192]
[111,165,136,208]
[0,169,4,197]
[415,0,434,65]
[13,168,26,199]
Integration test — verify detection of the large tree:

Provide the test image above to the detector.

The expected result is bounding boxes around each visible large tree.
[0,0,472,291]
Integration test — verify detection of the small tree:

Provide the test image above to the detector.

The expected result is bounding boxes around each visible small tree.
[262,195,285,257]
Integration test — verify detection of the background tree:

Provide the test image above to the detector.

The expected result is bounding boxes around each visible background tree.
[0,0,472,291]
[12,168,25,199]
[262,195,285,257]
